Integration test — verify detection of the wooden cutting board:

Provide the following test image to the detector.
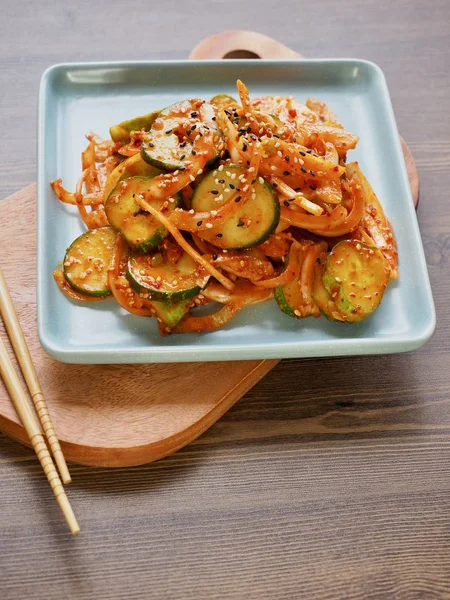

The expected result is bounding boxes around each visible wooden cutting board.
[0,32,419,467]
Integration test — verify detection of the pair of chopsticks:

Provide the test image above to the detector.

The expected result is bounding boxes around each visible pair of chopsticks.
[0,268,79,534]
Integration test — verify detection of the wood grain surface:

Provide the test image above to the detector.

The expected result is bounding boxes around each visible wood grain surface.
[1,1,450,599]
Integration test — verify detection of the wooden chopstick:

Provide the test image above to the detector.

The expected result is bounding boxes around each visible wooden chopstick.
[0,268,71,484]
[0,333,80,533]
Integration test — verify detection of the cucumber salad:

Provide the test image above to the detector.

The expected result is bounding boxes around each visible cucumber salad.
[51,80,398,334]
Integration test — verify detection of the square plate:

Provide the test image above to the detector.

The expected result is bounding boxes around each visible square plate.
[37,59,435,363]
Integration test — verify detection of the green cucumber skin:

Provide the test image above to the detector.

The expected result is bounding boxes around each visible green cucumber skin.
[126,250,209,302]
[151,299,192,328]
[63,227,116,297]
[110,111,160,143]
[210,94,238,109]
[192,167,280,250]
[140,137,188,172]
[105,176,181,253]
[126,269,201,302]
[141,100,221,172]
[312,263,342,321]
[322,240,389,321]
[274,287,296,317]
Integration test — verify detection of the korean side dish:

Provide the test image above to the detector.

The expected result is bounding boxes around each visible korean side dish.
[51,79,398,335]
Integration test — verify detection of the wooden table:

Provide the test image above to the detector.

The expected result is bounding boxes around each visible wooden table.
[1,1,450,598]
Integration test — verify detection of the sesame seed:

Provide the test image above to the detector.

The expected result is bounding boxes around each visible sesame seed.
[275,142,281,148]
[248,167,255,173]
[217,194,224,201]
[242,185,249,192]
[237,221,245,227]
[224,188,231,193]
[197,220,203,226]
[277,150,283,158]
[299,151,306,156]
[191,149,197,155]
[197,168,203,175]
[235,195,242,203]
[211,189,219,195]
[285,155,290,162]
[218,179,225,184]
[283,171,290,176]
[216,233,223,238]
[271,165,276,171]
[189,174,195,182]
[205,222,213,229]
[283,201,289,207]
[309,185,316,190]
[301,167,307,173]
[165,129,173,134]
[210,210,218,216]
[218,165,224,171]
[240,260,245,267]
[294,310,301,317]
[229,183,235,189]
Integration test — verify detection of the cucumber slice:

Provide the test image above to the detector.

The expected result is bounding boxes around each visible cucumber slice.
[63,227,116,297]
[191,166,280,250]
[104,155,161,200]
[127,250,210,301]
[140,100,221,171]
[322,240,390,321]
[210,94,237,109]
[151,298,192,328]
[105,176,181,252]
[275,276,301,317]
[110,110,159,143]
[312,260,346,321]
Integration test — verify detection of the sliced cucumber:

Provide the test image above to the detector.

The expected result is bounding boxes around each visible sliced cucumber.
[140,99,221,171]
[275,277,301,318]
[110,110,159,143]
[151,298,192,328]
[191,166,280,250]
[127,250,210,301]
[322,240,390,321]
[312,259,346,321]
[104,155,162,200]
[63,227,116,297]
[210,94,237,109]
[105,176,180,252]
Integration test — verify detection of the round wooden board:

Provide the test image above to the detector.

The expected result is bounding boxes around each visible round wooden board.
[0,33,419,467]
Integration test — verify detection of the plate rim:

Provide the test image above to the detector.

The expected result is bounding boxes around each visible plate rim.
[37,58,436,363]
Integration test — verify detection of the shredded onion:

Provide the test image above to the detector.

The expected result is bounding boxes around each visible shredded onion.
[280,204,348,232]
[135,195,235,291]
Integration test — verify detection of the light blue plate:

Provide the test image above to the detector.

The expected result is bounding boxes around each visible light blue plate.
[37,59,435,363]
